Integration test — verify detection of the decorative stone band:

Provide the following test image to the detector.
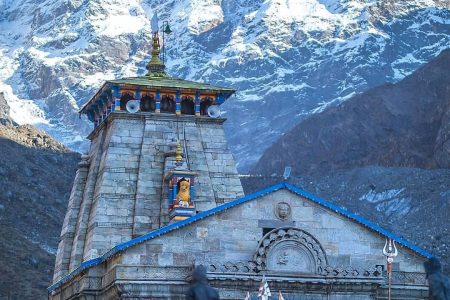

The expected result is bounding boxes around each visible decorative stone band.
[52,265,193,300]
[103,265,192,288]
[391,271,427,286]
[52,264,426,300]
[323,265,383,278]
[203,262,428,288]
[206,261,258,274]
[204,261,384,280]
[77,155,90,168]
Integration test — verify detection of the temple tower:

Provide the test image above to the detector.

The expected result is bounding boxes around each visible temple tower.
[52,16,244,282]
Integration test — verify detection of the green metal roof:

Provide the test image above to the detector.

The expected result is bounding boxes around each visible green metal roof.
[107,75,235,93]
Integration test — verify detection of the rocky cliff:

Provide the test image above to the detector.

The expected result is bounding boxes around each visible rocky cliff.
[0,97,79,299]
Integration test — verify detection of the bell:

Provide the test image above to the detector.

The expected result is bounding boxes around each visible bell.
[163,23,172,35]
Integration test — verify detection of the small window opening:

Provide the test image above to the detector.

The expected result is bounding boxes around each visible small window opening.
[263,227,275,236]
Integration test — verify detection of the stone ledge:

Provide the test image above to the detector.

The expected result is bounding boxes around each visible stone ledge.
[88,111,226,140]
[103,265,193,288]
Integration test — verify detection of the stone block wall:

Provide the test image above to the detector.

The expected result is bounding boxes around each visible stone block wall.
[52,112,244,282]
[120,189,426,274]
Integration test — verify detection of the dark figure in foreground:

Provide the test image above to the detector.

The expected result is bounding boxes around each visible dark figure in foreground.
[424,257,450,300]
[186,265,219,300]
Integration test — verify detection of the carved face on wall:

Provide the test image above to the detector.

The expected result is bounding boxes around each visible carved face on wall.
[275,202,291,220]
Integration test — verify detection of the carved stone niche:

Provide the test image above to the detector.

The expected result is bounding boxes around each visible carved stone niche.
[253,228,327,274]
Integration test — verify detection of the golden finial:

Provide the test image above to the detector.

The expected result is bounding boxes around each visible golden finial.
[175,141,183,163]
[146,13,166,77]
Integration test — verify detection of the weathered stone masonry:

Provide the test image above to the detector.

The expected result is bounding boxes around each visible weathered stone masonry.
[53,112,244,282]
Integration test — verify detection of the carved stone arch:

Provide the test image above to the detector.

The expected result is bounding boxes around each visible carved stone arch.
[253,227,327,274]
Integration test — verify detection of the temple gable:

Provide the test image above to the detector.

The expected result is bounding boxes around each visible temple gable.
[122,188,426,276]
[49,185,428,299]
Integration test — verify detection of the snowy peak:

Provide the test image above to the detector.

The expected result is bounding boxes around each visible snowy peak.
[0,0,449,168]
[184,0,224,34]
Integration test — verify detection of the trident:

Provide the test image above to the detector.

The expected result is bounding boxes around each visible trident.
[383,238,398,300]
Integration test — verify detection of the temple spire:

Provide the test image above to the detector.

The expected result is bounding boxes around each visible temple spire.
[146,13,166,77]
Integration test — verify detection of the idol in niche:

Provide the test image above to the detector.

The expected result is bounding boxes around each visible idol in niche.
[176,178,191,207]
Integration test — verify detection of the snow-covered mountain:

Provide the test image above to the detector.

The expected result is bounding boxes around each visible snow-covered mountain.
[1,0,449,170]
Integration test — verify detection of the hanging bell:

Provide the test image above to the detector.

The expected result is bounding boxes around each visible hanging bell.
[163,23,172,35]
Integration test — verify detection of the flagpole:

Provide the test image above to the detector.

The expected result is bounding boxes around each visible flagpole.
[258,275,272,300]
[245,291,251,300]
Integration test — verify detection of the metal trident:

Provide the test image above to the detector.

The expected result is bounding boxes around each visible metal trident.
[383,238,398,300]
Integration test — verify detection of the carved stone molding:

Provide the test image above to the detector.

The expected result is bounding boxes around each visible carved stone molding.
[205,261,384,282]
[78,155,91,168]
[391,271,427,285]
[206,261,258,274]
[254,227,327,274]
[323,265,383,278]
[103,265,192,288]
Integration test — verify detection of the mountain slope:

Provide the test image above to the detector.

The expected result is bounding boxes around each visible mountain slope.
[248,48,450,272]
[253,49,450,175]
[0,0,449,169]
[0,96,80,299]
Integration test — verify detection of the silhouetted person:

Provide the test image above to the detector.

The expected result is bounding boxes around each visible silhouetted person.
[424,257,450,300]
[186,265,219,300]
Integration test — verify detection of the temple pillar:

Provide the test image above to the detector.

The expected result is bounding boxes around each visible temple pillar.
[175,90,181,115]
[195,92,200,116]
[155,90,161,113]
[113,86,121,111]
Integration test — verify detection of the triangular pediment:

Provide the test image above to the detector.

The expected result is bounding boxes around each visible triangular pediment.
[49,182,430,292]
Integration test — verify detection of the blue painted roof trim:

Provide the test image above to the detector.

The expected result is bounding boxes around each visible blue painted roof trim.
[48,182,432,292]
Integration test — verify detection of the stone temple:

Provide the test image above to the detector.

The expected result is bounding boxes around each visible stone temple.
[49,16,431,300]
